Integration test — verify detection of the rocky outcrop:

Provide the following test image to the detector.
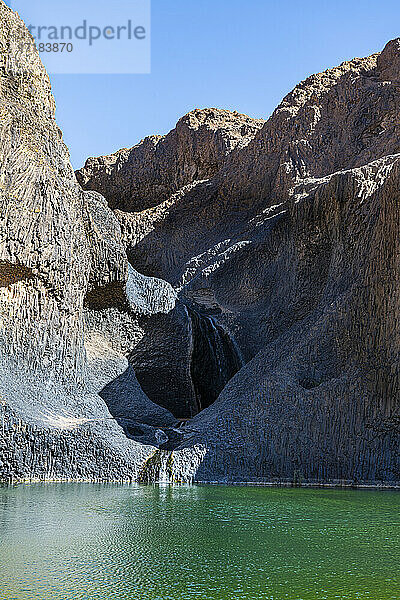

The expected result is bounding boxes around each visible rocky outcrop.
[172,155,400,483]
[76,108,265,212]
[0,5,88,383]
[78,39,400,484]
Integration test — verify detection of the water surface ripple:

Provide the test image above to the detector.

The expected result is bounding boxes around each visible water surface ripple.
[0,484,398,599]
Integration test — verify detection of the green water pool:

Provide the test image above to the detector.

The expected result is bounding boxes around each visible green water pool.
[0,483,398,599]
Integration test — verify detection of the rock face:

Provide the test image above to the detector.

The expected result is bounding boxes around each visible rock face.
[78,40,400,485]
[0,1,177,481]
[77,109,265,212]
[1,0,399,484]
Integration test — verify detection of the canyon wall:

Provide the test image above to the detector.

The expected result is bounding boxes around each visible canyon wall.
[0,1,177,481]
[78,41,400,484]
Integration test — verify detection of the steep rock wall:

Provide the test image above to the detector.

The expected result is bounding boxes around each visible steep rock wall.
[1,0,399,483]
[79,39,400,483]
[0,1,179,481]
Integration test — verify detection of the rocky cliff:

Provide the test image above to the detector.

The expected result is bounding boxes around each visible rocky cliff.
[0,1,179,481]
[1,0,399,484]
[76,109,264,213]
[78,40,400,485]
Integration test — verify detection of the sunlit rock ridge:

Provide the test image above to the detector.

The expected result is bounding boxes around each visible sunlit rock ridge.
[1,0,399,484]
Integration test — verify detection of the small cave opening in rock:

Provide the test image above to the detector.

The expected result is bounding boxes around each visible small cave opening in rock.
[299,376,322,390]
[0,260,34,288]
[84,281,129,311]
[126,302,245,422]
[187,307,244,413]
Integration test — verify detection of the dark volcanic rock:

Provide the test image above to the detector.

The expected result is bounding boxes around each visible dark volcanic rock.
[76,108,265,212]
[129,301,197,418]
[0,1,177,481]
[82,40,400,484]
[171,156,400,483]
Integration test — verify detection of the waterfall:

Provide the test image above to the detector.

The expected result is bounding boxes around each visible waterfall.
[138,450,174,483]
[187,307,244,412]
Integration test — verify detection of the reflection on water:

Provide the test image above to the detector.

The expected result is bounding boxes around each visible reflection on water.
[0,484,399,599]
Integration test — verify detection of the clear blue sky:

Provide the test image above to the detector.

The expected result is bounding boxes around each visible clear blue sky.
[42,0,400,169]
